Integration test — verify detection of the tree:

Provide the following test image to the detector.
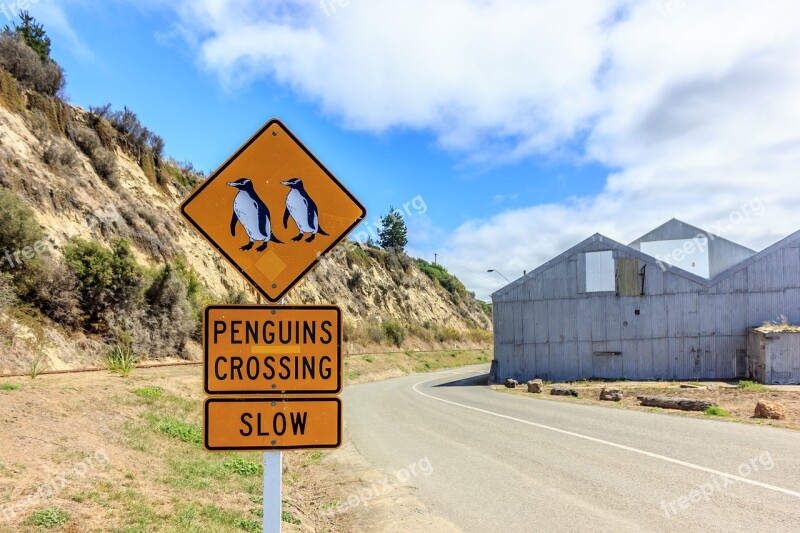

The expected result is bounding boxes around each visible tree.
[378,206,408,252]
[3,11,51,61]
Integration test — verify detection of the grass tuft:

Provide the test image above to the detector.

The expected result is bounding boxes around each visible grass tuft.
[105,344,139,377]
[26,507,70,529]
[146,414,202,446]
[737,380,766,391]
[132,386,164,400]
[704,406,732,417]
[0,383,19,391]
[223,457,262,476]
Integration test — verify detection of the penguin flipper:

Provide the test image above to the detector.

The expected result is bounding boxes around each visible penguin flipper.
[230,211,238,236]
[283,207,291,229]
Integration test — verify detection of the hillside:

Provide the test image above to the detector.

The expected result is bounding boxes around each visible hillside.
[0,59,491,373]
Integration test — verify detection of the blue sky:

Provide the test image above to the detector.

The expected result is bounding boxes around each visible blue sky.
[16,0,800,299]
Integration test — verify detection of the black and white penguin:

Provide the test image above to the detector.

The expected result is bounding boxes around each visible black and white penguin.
[227,178,283,252]
[281,178,329,243]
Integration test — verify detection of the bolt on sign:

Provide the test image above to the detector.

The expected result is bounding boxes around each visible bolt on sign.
[204,305,342,395]
[204,397,342,451]
[180,119,367,303]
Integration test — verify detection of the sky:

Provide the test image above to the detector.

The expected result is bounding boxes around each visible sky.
[11,0,800,300]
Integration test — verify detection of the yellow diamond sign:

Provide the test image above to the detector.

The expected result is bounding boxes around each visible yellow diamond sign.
[181,119,367,302]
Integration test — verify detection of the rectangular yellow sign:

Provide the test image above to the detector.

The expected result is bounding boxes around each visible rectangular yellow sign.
[204,397,342,451]
[204,305,342,395]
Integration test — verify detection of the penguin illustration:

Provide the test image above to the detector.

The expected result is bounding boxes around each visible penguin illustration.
[227,178,283,252]
[281,178,329,243]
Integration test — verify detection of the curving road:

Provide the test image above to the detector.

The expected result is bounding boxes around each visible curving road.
[343,365,800,532]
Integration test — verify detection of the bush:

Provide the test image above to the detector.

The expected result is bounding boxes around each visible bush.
[138,264,195,357]
[0,274,15,311]
[347,271,363,291]
[737,380,766,391]
[31,258,81,328]
[90,147,119,188]
[43,139,78,170]
[64,237,142,330]
[414,259,467,299]
[435,327,462,343]
[365,323,384,344]
[73,124,102,156]
[0,187,44,293]
[0,34,63,96]
[382,320,405,347]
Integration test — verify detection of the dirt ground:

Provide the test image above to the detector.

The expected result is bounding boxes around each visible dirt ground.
[0,356,470,532]
[498,380,800,430]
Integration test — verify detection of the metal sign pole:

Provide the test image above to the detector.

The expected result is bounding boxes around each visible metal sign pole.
[263,450,282,533]
[263,295,286,533]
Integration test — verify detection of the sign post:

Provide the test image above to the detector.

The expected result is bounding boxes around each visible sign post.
[180,119,365,532]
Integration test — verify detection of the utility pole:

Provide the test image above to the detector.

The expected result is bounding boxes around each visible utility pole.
[434,253,438,265]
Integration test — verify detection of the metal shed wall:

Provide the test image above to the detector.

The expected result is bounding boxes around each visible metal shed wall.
[493,232,800,383]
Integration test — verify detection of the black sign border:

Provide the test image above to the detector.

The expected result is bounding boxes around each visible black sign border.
[204,396,342,452]
[203,305,343,395]
[180,118,367,303]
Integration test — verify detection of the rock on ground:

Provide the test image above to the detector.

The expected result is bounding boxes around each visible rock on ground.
[754,400,786,420]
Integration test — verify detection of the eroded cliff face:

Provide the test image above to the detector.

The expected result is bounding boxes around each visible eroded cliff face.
[0,88,490,372]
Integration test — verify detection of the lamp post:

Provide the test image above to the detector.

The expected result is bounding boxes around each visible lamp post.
[487,269,511,283]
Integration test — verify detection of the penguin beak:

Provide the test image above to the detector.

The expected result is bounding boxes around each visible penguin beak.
[227,182,239,187]
[280,181,292,186]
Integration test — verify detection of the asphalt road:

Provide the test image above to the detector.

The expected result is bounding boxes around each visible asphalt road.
[343,365,800,532]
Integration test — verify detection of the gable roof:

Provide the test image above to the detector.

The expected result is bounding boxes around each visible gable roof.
[628,218,756,254]
[492,228,800,300]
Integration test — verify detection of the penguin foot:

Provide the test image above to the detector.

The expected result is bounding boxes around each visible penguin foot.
[305,235,316,243]
[255,242,269,252]
[240,242,254,251]
[292,234,304,242]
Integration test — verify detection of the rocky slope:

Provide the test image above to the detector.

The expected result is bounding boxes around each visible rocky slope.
[0,70,491,373]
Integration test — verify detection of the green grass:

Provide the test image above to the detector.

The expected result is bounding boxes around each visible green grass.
[282,511,301,525]
[0,383,19,391]
[132,386,164,400]
[223,457,262,476]
[704,406,732,417]
[738,380,767,391]
[303,451,323,468]
[26,507,70,529]
[364,357,374,363]
[145,414,202,446]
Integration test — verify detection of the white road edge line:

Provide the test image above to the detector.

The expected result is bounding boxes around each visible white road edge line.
[412,374,800,499]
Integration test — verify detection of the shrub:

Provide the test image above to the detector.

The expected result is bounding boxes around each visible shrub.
[73,124,102,156]
[64,237,142,330]
[43,139,78,170]
[382,320,405,347]
[0,34,63,96]
[435,327,462,343]
[137,264,195,357]
[704,406,731,417]
[347,271,363,291]
[365,323,384,344]
[468,328,493,343]
[31,258,82,328]
[414,259,468,300]
[91,147,119,188]
[0,187,44,293]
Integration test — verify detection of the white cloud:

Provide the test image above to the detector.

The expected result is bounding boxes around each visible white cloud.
[160,0,800,299]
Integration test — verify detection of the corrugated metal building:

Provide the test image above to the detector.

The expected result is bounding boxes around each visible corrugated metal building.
[492,220,800,383]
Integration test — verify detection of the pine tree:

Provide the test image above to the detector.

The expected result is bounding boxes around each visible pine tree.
[3,11,52,62]
[378,207,408,252]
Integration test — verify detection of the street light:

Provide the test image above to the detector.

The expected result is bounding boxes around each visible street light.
[487,269,511,283]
